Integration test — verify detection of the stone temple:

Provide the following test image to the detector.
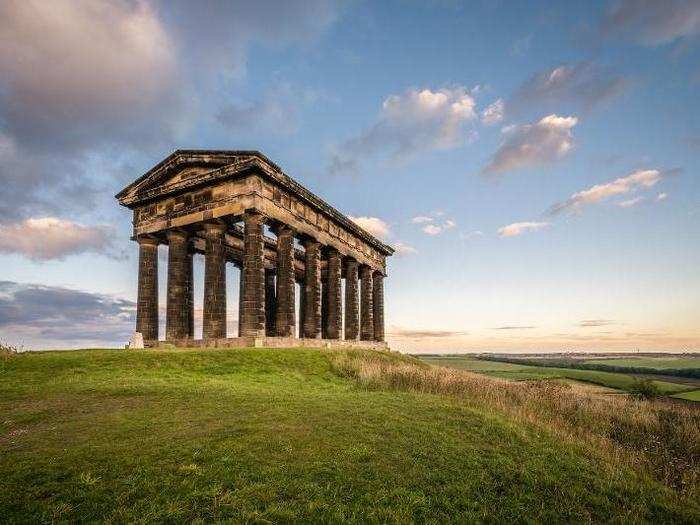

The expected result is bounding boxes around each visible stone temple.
[116,150,393,349]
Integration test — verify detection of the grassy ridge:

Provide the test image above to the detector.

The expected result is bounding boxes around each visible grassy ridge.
[1,348,698,522]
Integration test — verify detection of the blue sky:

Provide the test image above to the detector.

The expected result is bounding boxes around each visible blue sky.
[0,0,698,352]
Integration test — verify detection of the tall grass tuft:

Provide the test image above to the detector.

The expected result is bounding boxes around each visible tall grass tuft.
[331,350,700,496]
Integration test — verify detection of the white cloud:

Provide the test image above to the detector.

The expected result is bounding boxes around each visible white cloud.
[0,217,115,261]
[549,169,667,215]
[349,216,391,239]
[393,241,418,256]
[497,221,550,238]
[422,224,443,236]
[481,114,578,175]
[618,196,645,208]
[656,192,668,201]
[411,216,434,224]
[329,87,479,175]
[443,219,457,230]
[481,99,505,125]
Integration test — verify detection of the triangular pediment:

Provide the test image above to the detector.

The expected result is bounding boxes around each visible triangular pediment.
[116,150,276,206]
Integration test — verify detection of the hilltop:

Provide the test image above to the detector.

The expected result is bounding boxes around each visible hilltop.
[1,348,698,522]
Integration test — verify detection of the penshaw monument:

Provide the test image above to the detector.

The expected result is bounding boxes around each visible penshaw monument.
[117,150,393,349]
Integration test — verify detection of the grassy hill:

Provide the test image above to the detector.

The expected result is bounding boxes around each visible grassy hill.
[1,348,698,523]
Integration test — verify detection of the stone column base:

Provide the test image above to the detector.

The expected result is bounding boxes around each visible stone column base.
[145,336,389,351]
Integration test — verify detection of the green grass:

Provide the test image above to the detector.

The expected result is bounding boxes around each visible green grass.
[420,355,696,397]
[673,390,700,401]
[584,357,700,370]
[1,348,698,522]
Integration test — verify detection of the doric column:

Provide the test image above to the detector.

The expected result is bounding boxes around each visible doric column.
[325,248,342,339]
[186,252,194,339]
[299,281,306,337]
[344,259,359,340]
[373,272,385,342]
[237,264,244,337]
[302,239,322,338]
[166,230,189,341]
[360,265,374,341]
[274,225,296,337]
[136,236,159,341]
[240,212,266,337]
[265,269,276,336]
[202,222,227,339]
[321,280,328,338]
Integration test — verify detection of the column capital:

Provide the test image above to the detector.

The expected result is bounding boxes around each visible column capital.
[270,222,295,236]
[301,236,321,250]
[136,235,159,247]
[166,229,188,241]
[203,221,227,234]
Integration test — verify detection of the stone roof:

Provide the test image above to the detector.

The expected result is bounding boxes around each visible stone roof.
[116,150,394,256]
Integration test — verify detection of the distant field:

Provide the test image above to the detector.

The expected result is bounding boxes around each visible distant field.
[674,390,700,401]
[420,355,697,398]
[584,357,700,369]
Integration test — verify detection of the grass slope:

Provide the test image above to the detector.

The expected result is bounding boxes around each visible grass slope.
[1,348,698,523]
[421,355,695,396]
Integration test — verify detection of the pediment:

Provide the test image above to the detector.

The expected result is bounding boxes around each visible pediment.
[116,150,270,207]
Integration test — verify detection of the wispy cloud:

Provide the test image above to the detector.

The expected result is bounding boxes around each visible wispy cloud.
[412,212,457,236]
[548,168,678,215]
[497,221,550,238]
[599,0,700,46]
[480,115,578,175]
[460,230,484,241]
[617,196,645,208]
[481,98,505,125]
[578,319,616,328]
[509,62,627,114]
[492,325,537,330]
[393,241,418,256]
[388,326,468,339]
[0,217,118,261]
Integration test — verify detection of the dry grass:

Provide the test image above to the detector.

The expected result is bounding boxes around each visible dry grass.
[331,350,700,497]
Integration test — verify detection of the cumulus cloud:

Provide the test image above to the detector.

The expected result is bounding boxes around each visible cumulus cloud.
[0,217,116,261]
[656,192,668,201]
[412,212,457,235]
[0,0,343,219]
[548,168,676,215]
[0,281,135,348]
[349,216,391,239]
[480,115,578,175]
[497,221,550,237]
[0,0,180,153]
[481,99,505,125]
[600,0,700,46]
[329,87,479,176]
[393,241,418,256]
[509,62,627,114]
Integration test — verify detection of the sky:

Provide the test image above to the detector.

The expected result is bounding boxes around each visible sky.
[0,0,698,353]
